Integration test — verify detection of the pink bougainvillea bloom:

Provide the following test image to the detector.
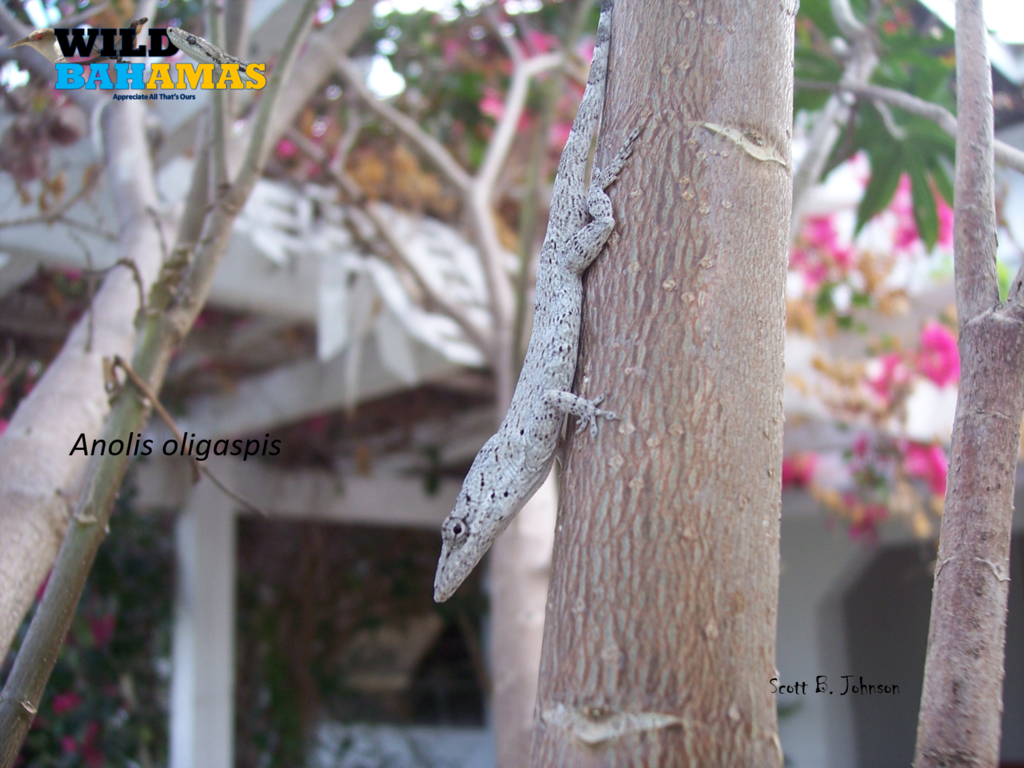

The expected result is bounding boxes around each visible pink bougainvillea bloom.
[577,39,596,64]
[82,722,103,768]
[936,196,954,248]
[478,87,504,120]
[867,352,911,401]
[788,248,828,289]
[61,735,78,754]
[524,29,558,54]
[275,138,298,159]
[853,433,870,459]
[0,419,7,439]
[916,321,959,386]
[88,614,116,647]
[782,453,818,488]
[889,175,920,253]
[442,38,461,65]
[848,502,888,542]
[548,120,572,150]
[51,691,81,715]
[904,442,948,496]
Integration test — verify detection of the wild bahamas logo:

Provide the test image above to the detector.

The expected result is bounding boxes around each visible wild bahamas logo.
[47,26,266,93]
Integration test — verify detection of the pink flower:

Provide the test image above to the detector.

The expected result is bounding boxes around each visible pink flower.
[577,39,595,63]
[916,321,959,386]
[61,735,78,754]
[847,498,888,542]
[51,691,81,715]
[548,120,572,150]
[88,614,115,647]
[443,38,461,65]
[82,722,103,768]
[275,138,298,159]
[0,419,7,439]
[937,196,953,248]
[889,176,919,254]
[479,87,504,120]
[904,442,948,496]
[853,434,870,458]
[523,29,558,55]
[867,352,911,402]
[782,453,817,487]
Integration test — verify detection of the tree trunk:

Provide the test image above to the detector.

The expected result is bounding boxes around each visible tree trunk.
[530,0,793,765]
[913,0,1021,764]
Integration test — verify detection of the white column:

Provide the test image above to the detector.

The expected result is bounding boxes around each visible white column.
[169,468,237,768]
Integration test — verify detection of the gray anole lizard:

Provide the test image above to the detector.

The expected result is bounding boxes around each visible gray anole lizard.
[434,0,641,602]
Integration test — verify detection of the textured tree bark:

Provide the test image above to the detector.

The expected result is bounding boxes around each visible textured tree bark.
[530,0,793,765]
[912,0,1022,765]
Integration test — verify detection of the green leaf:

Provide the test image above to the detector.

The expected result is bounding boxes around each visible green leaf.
[856,144,904,233]
[928,156,954,207]
[798,0,841,37]
[816,284,836,315]
[905,145,939,250]
[851,292,873,308]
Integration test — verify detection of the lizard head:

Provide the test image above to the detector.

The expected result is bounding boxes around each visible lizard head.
[433,458,520,602]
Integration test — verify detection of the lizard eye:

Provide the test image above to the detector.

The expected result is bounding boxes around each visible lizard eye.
[187,35,197,45]
[444,517,469,547]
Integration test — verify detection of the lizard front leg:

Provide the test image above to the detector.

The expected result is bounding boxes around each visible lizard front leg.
[544,390,617,437]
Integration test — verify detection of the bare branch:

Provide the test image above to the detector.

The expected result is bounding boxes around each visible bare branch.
[231,0,320,201]
[0,165,102,229]
[112,355,267,515]
[483,4,521,66]
[790,33,877,242]
[477,52,563,199]
[336,57,474,192]
[286,127,494,354]
[60,2,110,29]
[225,0,253,59]
[206,1,230,190]
[829,0,867,39]
[795,79,1024,175]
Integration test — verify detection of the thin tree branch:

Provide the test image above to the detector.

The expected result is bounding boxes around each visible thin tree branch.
[230,0,319,203]
[206,1,230,191]
[790,0,876,243]
[913,0,1014,765]
[286,127,493,353]
[829,0,867,39]
[335,57,474,192]
[951,0,999,322]
[0,165,102,229]
[112,355,266,515]
[795,79,1024,175]
[477,52,562,199]
[225,0,253,59]
[60,2,111,29]
[482,4,522,66]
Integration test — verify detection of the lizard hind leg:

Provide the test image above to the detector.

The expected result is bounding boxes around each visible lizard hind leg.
[543,390,617,438]
[592,123,645,193]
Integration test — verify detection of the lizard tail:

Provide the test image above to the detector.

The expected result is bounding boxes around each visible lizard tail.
[587,0,613,94]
